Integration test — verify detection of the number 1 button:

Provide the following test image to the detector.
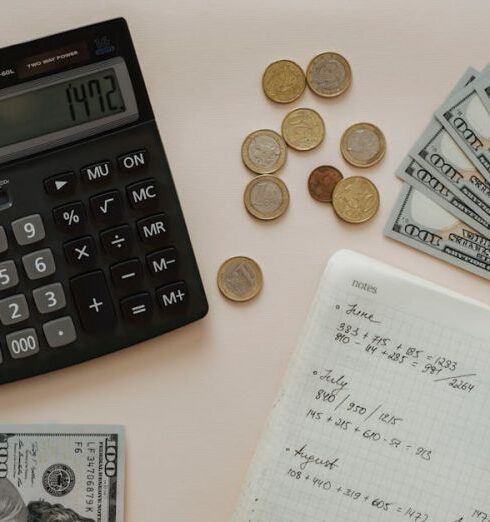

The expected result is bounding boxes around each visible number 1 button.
[70,271,116,332]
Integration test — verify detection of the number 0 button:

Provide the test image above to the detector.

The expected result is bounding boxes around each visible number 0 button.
[22,249,56,280]
[6,328,39,359]
[11,214,46,246]
[32,283,66,314]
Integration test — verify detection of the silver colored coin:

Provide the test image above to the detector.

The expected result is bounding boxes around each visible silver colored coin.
[244,175,290,220]
[241,130,287,174]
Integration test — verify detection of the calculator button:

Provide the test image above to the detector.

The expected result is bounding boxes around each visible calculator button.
[0,261,19,291]
[90,190,123,222]
[70,271,116,332]
[81,160,112,184]
[32,283,66,314]
[44,172,76,196]
[6,328,39,359]
[147,248,178,276]
[118,149,149,173]
[0,226,7,253]
[0,294,29,326]
[42,316,77,348]
[11,214,46,246]
[64,236,97,265]
[100,225,132,257]
[156,281,188,309]
[120,293,152,321]
[22,249,56,280]
[53,202,87,232]
[137,214,168,245]
[127,179,159,210]
[110,259,143,289]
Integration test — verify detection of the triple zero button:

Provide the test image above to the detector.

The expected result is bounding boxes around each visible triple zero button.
[70,271,116,332]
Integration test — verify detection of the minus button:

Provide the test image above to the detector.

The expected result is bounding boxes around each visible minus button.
[110,259,143,289]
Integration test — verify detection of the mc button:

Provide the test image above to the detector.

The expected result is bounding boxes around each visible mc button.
[127,179,159,210]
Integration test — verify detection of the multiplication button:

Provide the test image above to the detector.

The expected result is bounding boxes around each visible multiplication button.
[11,214,45,246]
[42,316,77,348]
[64,236,97,266]
[6,328,39,359]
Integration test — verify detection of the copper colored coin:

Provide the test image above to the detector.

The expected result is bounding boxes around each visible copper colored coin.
[308,165,343,203]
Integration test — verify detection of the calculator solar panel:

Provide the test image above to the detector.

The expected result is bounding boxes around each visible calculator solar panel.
[0,18,208,384]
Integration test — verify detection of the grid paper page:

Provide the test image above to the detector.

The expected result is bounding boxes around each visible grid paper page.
[231,249,490,522]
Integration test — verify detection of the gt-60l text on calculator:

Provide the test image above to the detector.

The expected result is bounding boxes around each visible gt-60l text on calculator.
[0,18,208,384]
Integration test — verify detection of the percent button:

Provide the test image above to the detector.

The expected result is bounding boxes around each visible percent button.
[53,202,87,232]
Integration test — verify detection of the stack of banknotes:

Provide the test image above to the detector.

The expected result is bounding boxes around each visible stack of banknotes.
[385,66,490,280]
[0,425,124,522]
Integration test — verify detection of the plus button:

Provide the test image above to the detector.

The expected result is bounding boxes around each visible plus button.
[89,297,103,313]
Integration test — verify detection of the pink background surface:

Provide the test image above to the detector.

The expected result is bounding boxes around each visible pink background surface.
[1,1,490,520]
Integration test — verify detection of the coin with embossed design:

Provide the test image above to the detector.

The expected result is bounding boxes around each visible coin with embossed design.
[244,175,289,220]
[217,256,263,302]
[308,165,343,203]
[281,108,325,151]
[241,129,287,174]
[306,52,352,98]
[262,60,306,104]
[340,122,386,168]
[332,176,379,223]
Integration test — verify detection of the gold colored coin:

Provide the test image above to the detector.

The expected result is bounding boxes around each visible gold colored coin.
[332,176,380,224]
[306,52,352,98]
[217,256,263,302]
[340,122,386,168]
[244,175,290,220]
[281,108,325,151]
[262,60,306,104]
[241,129,287,174]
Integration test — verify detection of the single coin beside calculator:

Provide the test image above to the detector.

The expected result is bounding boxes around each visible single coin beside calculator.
[0,19,208,384]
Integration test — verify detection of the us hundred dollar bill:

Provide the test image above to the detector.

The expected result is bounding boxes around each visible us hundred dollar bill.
[396,156,490,237]
[384,183,490,280]
[0,425,124,522]
[435,75,490,183]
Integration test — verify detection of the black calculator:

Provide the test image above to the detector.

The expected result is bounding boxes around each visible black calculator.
[0,18,208,384]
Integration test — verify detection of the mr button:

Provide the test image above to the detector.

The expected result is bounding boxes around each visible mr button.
[127,178,159,210]
[137,214,168,245]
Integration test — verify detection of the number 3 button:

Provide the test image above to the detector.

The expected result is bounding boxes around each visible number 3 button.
[32,283,66,314]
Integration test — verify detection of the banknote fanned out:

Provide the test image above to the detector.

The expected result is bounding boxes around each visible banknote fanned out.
[0,425,125,522]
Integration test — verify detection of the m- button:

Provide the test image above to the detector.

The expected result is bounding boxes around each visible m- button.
[127,179,159,210]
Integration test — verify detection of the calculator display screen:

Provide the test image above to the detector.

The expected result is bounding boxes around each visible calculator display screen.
[0,58,139,164]
[0,69,124,147]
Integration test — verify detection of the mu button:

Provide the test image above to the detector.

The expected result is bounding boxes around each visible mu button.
[137,214,168,244]
[127,178,159,210]
[81,160,112,184]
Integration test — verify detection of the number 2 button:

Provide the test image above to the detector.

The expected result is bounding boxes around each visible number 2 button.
[0,294,29,325]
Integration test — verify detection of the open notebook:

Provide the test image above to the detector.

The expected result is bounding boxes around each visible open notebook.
[231,250,490,522]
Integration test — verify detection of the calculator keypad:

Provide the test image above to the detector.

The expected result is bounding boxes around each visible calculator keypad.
[0,294,30,325]
[22,249,56,280]
[11,214,46,246]
[32,283,66,314]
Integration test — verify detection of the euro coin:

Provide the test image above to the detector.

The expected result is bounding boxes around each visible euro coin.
[341,122,386,168]
[306,52,352,98]
[262,60,306,104]
[217,256,263,302]
[281,108,325,151]
[241,129,287,174]
[308,165,343,203]
[244,175,290,220]
[332,176,379,224]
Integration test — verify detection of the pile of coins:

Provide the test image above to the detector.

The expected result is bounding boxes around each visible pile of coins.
[218,52,386,302]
